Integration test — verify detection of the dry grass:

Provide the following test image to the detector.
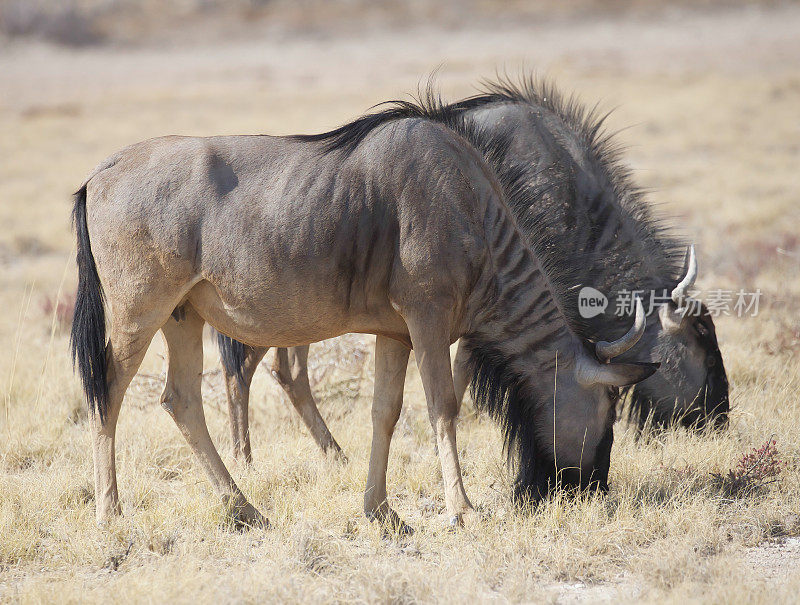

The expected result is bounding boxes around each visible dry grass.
[1,3,800,602]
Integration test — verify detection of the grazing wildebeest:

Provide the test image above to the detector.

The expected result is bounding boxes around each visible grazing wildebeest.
[218,77,728,464]
[70,102,658,530]
[450,78,728,431]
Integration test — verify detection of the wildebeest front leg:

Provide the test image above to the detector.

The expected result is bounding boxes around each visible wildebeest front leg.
[161,309,265,528]
[364,336,411,533]
[223,345,268,464]
[406,314,474,525]
[271,346,346,461]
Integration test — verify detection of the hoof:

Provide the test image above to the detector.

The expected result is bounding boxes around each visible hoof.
[95,503,123,529]
[231,449,253,466]
[225,499,269,531]
[394,519,415,536]
[366,508,414,537]
[330,448,349,465]
[95,516,117,530]
[448,509,480,531]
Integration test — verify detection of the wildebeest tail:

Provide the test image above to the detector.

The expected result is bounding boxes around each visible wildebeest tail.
[70,184,109,420]
[216,331,250,387]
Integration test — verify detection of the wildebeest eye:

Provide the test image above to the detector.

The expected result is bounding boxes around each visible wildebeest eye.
[695,322,710,338]
[607,388,620,421]
[706,356,716,368]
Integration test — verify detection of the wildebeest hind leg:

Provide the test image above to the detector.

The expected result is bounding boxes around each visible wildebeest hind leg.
[272,346,346,461]
[364,336,411,533]
[160,307,266,529]
[92,326,153,526]
[223,345,268,464]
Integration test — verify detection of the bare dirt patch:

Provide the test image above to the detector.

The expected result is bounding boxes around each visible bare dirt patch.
[743,537,800,585]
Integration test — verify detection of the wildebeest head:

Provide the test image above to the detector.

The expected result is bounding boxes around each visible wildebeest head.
[629,246,729,430]
[499,299,659,504]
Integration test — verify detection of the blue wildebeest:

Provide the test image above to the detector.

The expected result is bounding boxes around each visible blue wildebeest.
[452,78,728,431]
[218,77,728,466]
[70,103,658,529]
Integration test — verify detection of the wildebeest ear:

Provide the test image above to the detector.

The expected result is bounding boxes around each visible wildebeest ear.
[594,361,660,387]
[658,303,687,334]
[576,355,660,387]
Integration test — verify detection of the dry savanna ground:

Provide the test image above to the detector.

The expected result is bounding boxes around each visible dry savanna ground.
[1,2,799,602]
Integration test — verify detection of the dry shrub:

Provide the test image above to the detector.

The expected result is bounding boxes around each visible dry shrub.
[712,439,786,499]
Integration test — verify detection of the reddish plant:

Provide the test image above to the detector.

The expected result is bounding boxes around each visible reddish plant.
[40,291,76,333]
[712,439,786,498]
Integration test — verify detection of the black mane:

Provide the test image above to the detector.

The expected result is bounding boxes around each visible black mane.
[463,336,568,502]
[455,75,687,340]
[290,96,464,155]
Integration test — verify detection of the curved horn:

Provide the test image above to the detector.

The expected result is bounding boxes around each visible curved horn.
[671,244,697,304]
[596,296,646,362]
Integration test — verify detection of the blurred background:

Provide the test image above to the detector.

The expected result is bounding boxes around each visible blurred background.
[0,1,789,47]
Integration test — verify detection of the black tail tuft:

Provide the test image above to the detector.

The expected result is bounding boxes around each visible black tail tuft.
[216,330,251,388]
[70,185,109,421]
